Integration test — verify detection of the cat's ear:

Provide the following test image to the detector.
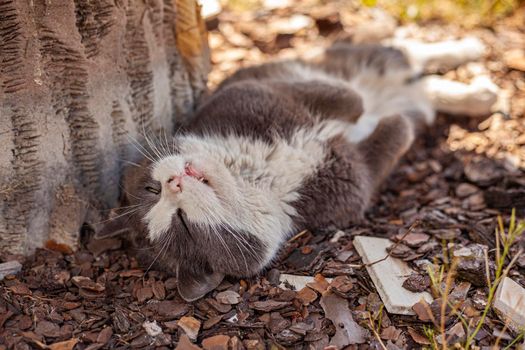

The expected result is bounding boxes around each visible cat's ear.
[177,268,225,302]
[94,210,131,239]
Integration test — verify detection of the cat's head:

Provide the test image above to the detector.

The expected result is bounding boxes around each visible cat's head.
[96,138,288,301]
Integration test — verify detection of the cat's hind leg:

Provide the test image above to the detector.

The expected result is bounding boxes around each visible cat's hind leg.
[390,37,486,71]
[268,80,364,123]
[315,43,435,141]
[356,114,415,189]
[423,75,499,117]
[390,37,498,117]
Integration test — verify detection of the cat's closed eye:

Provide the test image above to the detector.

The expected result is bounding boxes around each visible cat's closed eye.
[145,185,161,194]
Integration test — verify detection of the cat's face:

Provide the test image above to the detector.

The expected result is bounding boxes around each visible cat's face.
[97,142,278,301]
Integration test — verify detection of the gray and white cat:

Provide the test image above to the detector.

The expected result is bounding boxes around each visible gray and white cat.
[98,42,436,301]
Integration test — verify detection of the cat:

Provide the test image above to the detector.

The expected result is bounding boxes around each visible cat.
[96,42,434,301]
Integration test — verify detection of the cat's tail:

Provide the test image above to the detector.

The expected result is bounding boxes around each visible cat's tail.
[357,114,415,189]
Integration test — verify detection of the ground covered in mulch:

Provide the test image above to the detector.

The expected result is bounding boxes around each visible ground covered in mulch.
[2,1,525,349]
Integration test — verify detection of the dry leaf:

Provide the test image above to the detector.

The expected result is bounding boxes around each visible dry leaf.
[320,291,367,347]
[45,240,74,254]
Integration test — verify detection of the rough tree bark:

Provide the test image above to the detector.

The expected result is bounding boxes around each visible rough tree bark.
[0,0,210,254]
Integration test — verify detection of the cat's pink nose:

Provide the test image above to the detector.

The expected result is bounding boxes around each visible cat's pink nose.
[167,176,182,193]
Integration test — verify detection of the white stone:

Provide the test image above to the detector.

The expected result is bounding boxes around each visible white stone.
[279,274,314,291]
[226,313,239,323]
[330,230,346,243]
[494,277,525,331]
[0,261,22,280]
[279,274,332,291]
[143,320,162,337]
[353,236,433,315]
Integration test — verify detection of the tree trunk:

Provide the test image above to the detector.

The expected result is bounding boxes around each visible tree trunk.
[0,0,210,254]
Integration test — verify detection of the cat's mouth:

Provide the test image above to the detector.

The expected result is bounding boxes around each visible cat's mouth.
[184,163,208,184]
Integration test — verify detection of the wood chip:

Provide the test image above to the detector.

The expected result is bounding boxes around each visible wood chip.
[48,338,79,350]
[412,300,433,322]
[216,290,241,305]
[35,320,61,338]
[306,274,330,294]
[407,327,431,345]
[504,49,525,72]
[251,300,291,312]
[176,334,202,350]
[394,232,430,247]
[152,281,166,300]
[136,286,153,303]
[380,326,402,340]
[96,327,113,344]
[177,316,201,341]
[8,283,31,295]
[202,335,230,350]
[296,287,317,305]
[119,269,143,278]
[71,276,105,292]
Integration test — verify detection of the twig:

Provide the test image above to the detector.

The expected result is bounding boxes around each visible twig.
[363,220,421,268]
[287,229,308,243]
[367,306,388,350]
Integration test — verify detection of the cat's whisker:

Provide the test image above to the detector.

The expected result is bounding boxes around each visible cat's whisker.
[119,159,143,168]
[135,235,171,252]
[144,230,173,276]
[161,128,172,158]
[206,210,255,272]
[117,185,145,202]
[206,217,237,267]
[225,224,261,263]
[92,207,142,225]
[231,238,249,272]
[111,124,155,163]
[125,133,156,163]
[99,204,143,217]
[156,127,172,159]
[140,123,163,161]
[101,203,143,212]
[210,224,236,263]
[150,128,166,159]
[214,214,261,261]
